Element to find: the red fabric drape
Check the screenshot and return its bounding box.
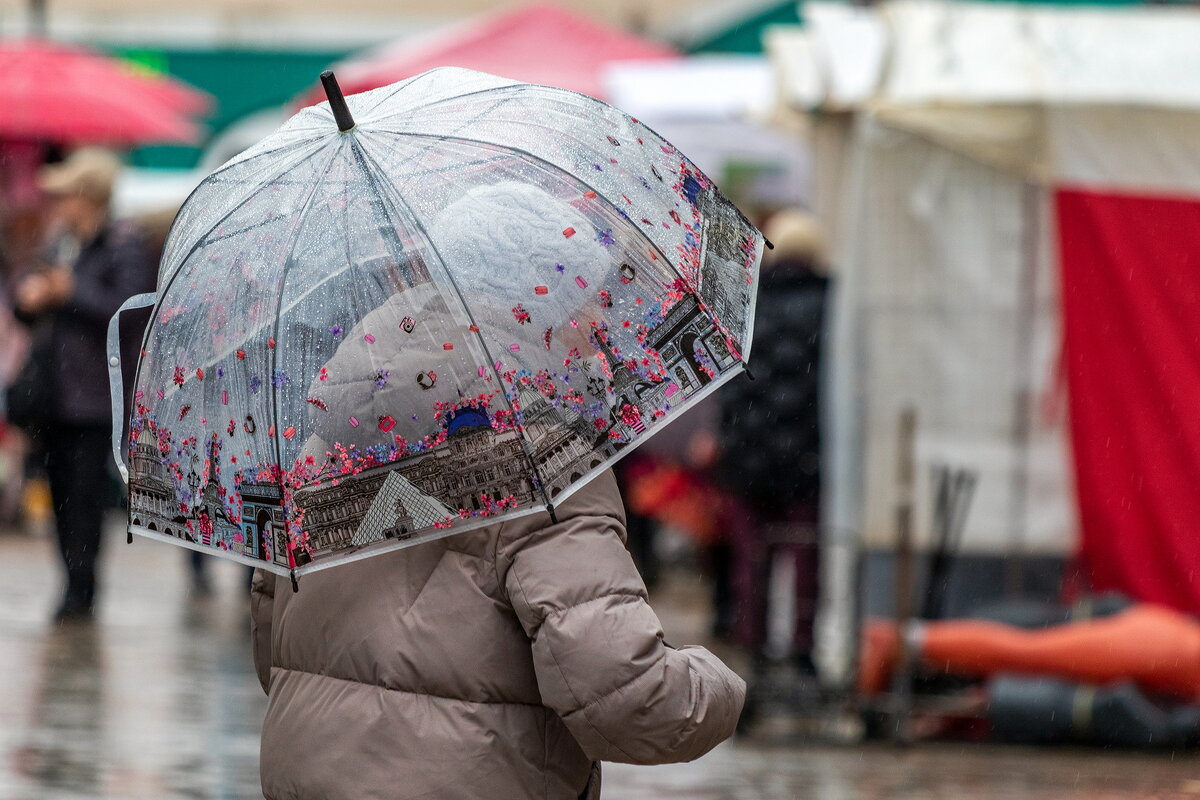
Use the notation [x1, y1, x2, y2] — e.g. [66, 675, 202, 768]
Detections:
[1057, 188, 1200, 614]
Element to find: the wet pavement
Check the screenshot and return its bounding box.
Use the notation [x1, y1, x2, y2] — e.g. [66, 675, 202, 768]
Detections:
[2, 515, 1199, 799]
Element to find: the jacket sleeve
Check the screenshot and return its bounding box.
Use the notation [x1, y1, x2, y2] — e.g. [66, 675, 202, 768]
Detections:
[250, 567, 276, 695]
[496, 472, 746, 764]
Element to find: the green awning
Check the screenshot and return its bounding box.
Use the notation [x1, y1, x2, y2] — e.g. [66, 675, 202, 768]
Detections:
[112, 47, 351, 169]
[687, 1, 802, 54]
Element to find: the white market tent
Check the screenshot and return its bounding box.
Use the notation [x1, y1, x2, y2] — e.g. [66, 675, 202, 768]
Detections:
[768, 0, 1200, 685]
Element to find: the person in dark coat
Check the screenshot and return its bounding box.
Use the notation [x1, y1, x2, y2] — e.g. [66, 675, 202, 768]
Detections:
[714, 208, 830, 660]
[14, 148, 155, 621]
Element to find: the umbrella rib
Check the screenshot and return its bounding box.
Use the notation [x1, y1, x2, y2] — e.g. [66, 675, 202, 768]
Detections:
[352, 140, 560, 517]
[370, 79, 762, 270]
[350, 70, 444, 119]
[205, 133, 329, 181]
[370, 127, 692, 291]
[132, 141, 332, 417]
[143, 178, 409, 405]
[372, 126, 752, 357]
[358, 78, 527, 122]
[156, 138, 331, 296]
[265, 142, 348, 505]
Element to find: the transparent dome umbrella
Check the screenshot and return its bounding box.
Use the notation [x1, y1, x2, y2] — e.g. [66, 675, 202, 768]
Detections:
[108, 68, 765, 583]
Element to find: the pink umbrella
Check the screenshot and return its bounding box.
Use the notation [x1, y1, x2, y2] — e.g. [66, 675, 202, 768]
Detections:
[297, 2, 677, 106]
[0, 38, 206, 144]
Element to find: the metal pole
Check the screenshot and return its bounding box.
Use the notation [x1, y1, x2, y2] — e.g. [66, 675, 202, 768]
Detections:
[1006, 182, 1042, 599]
[890, 406, 918, 745]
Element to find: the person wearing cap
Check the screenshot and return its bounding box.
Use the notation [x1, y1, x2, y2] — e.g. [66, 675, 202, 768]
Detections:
[14, 147, 155, 622]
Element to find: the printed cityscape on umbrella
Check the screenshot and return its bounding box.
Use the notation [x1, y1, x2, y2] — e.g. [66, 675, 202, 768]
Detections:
[123, 68, 762, 576]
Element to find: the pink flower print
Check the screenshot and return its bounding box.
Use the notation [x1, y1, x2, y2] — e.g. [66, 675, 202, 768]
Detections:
[512, 304, 531, 325]
[619, 403, 642, 428]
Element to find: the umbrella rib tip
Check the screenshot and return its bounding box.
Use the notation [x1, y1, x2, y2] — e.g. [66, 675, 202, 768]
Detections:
[320, 70, 356, 133]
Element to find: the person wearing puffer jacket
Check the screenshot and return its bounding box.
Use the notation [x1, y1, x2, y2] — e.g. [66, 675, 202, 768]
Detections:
[250, 180, 746, 799]
[251, 470, 745, 799]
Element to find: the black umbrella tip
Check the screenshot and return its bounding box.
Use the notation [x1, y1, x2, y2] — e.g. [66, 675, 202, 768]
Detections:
[320, 70, 356, 133]
[764, 236, 775, 251]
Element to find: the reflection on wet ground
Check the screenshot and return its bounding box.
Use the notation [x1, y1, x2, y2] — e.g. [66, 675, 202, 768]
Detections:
[1, 517, 263, 800]
[2, 517, 1198, 799]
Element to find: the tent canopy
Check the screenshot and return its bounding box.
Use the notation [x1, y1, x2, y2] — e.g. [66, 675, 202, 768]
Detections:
[298, 3, 677, 105]
[772, 1, 1200, 188]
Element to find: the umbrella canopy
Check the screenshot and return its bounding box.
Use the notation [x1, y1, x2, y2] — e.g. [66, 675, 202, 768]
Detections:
[119, 68, 763, 578]
[298, 3, 677, 106]
[0, 38, 206, 144]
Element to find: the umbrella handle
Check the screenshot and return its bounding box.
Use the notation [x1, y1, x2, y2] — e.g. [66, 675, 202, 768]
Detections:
[107, 292, 157, 485]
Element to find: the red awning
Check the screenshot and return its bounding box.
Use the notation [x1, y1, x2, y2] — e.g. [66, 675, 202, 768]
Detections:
[299, 2, 677, 106]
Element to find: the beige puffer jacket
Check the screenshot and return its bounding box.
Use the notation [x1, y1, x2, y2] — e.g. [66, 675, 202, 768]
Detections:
[251, 470, 745, 800]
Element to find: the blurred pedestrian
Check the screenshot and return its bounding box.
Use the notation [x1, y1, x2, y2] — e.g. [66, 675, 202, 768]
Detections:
[12, 148, 155, 621]
[714, 208, 830, 663]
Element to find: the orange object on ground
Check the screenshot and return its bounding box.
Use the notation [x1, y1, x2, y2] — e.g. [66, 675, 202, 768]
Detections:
[859, 604, 1200, 700]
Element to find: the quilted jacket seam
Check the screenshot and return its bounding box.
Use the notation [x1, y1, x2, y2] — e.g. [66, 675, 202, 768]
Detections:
[528, 591, 645, 637]
[569, 651, 662, 716]
[271, 665, 543, 708]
